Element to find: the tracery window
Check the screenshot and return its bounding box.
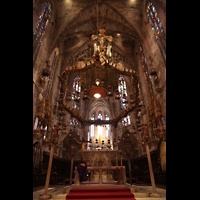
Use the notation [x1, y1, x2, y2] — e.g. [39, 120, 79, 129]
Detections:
[97, 125, 103, 139]
[97, 113, 103, 120]
[70, 76, 81, 126]
[33, 117, 39, 130]
[118, 75, 130, 126]
[146, 2, 164, 39]
[72, 76, 81, 109]
[69, 116, 78, 127]
[90, 117, 94, 137]
[118, 75, 128, 109]
[33, 2, 51, 66]
[121, 114, 131, 126]
[106, 117, 110, 138]
[146, 1, 166, 65]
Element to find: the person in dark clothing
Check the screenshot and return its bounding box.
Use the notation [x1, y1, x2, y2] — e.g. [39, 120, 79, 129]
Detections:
[77, 161, 87, 182]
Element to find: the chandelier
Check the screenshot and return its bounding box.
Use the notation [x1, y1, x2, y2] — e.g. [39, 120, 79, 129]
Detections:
[87, 79, 107, 99]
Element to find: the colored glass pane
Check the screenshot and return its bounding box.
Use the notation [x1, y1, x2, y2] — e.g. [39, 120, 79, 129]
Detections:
[146, 1, 164, 38]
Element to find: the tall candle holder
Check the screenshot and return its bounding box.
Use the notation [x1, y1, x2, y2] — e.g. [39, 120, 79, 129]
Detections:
[140, 124, 161, 197]
[39, 124, 62, 199]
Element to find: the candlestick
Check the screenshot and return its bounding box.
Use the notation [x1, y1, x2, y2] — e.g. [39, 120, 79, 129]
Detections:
[121, 155, 122, 166]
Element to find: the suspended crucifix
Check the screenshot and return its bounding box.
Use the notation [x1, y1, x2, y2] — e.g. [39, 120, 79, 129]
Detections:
[91, 0, 113, 60]
[91, 29, 113, 58]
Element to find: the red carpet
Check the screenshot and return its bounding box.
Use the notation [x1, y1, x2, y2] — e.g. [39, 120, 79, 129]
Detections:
[66, 187, 136, 200]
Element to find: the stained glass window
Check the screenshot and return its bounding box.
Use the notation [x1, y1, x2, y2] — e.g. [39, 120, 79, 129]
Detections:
[147, 2, 164, 38]
[70, 76, 81, 126]
[33, 3, 51, 66]
[121, 114, 130, 126]
[69, 115, 78, 126]
[90, 117, 94, 137]
[106, 117, 110, 138]
[118, 75, 130, 126]
[33, 117, 39, 130]
[71, 76, 81, 109]
[97, 113, 103, 120]
[146, 1, 166, 65]
[118, 75, 128, 109]
[97, 125, 102, 139]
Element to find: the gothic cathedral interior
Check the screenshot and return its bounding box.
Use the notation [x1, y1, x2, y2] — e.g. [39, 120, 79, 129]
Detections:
[33, 0, 166, 194]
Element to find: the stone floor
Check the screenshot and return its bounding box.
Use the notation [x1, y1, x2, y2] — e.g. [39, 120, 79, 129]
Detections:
[133, 185, 166, 200]
[33, 184, 166, 200]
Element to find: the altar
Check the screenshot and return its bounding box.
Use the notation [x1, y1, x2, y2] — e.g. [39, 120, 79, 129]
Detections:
[73, 150, 126, 185]
[74, 166, 126, 186]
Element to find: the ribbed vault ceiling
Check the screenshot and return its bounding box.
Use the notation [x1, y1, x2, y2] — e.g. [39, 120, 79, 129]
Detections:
[48, 0, 148, 72]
